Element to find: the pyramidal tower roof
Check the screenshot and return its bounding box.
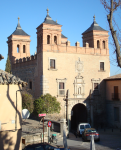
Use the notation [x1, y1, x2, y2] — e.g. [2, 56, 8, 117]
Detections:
[11, 17, 29, 36]
[43, 8, 60, 25]
[82, 15, 107, 34]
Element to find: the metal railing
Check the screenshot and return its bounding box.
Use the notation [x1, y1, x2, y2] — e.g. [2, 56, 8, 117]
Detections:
[59, 90, 65, 95]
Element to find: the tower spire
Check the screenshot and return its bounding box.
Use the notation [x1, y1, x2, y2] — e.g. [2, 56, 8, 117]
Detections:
[46, 8, 49, 15]
[93, 15, 96, 21]
[16, 16, 21, 29]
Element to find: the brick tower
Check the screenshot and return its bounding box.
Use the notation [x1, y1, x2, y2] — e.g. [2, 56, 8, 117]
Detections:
[7, 17, 31, 69]
[82, 15, 109, 50]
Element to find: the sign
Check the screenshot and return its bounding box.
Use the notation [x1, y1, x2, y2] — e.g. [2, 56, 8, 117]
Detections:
[48, 121, 52, 127]
[38, 113, 46, 117]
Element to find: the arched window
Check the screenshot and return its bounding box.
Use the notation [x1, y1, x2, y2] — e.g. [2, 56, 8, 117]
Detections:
[102, 41, 105, 49]
[54, 36, 57, 44]
[78, 87, 81, 94]
[47, 35, 50, 44]
[17, 45, 19, 53]
[97, 40, 100, 48]
[23, 45, 25, 53]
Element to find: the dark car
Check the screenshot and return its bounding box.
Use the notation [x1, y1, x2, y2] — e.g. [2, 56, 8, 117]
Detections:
[82, 128, 100, 142]
[24, 142, 70, 150]
[24, 142, 58, 150]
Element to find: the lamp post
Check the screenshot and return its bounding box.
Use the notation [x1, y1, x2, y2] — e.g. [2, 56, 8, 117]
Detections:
[89, 90, 93, 127]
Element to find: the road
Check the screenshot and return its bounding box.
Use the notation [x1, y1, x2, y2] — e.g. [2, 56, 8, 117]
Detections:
[56, 129, 121, 150]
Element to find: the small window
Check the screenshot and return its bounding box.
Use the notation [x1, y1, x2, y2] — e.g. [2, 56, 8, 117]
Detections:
[50, 59, 55, 69]
[100, 62, 104, 71]
[29, 81, 32, 89]
[97, 40, 100, 48]
[54, 36, 57, 44]
[23, 45, 25, 53]
[102, 41, 105, 49]
[114, 107, 119, 121]
[17, 45, 19, 53]
[47, 35, 50, 44]
[59, 82, 65, 95]
[94, 83, 98, 90]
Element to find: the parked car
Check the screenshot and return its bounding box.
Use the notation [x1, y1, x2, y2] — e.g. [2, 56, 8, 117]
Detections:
[82, 128, 100, 142]
[77, 123, 91, 136]
[24, 142, 70, 150]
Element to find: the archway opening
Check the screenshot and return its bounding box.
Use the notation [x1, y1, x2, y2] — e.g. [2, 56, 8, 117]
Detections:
[71, 103, 87, 130]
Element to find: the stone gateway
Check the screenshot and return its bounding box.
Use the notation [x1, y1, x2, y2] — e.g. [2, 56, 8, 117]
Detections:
[7, 9, 110, 128]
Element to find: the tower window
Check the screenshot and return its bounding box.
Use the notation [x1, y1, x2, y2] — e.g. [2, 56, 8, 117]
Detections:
[97, 40, 100, 48]
[17, 45, 19, 53]
[54, 36, 57, 44]
[100, 62, 104, 71]
[50, 59, 55, 69]
[23, 45, 25, 53]
[47, 35, 50, 44]
[102, 41, 105, 49]
[29, 81, 32, 89]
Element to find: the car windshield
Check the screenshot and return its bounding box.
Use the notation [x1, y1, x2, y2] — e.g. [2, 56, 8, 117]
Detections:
[87, 129, 96, 133]
[80, 125, 84, 129]
[85, 124, 90, 128]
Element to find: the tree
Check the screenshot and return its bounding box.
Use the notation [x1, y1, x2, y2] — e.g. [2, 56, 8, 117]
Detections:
[34, 93, 61, 114]
[100, 0, 121, 67]
[5, 55, 11, 73]
[22, 91, 34, 113]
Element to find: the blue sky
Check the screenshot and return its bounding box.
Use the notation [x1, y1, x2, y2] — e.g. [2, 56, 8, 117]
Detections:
[0, 0, 121, 76]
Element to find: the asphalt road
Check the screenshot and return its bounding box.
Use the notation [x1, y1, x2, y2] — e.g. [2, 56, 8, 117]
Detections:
[56, 129, 121, 150]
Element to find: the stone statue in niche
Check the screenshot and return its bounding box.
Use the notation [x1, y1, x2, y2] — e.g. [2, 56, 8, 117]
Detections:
[75, 57, 83, 75]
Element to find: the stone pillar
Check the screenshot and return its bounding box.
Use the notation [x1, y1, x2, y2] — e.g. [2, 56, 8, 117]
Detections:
[86, 42, 89, 48]
[75, 41, 80, 47]
[90, 99, 93, 127]
[100, 39, 102, 49]
[66, 41, 70, 46]
[60, 119, 67, 136]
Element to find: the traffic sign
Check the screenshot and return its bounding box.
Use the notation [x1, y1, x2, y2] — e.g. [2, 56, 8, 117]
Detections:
[38, 113, 46, 117]
[48, 121, 52, 127]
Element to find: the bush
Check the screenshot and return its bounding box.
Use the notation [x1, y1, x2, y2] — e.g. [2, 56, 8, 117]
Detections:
[34, 93, 61, 115]
[22, 91, 34, 113]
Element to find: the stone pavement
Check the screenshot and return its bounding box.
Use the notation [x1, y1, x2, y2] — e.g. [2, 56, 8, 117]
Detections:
[22, 119, 121, 150]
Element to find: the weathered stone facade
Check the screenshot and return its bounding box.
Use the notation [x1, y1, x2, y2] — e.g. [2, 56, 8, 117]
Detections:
[7, 10, 110, 128]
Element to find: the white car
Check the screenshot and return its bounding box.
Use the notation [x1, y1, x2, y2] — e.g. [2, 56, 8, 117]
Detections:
[77, 123, 91, 136]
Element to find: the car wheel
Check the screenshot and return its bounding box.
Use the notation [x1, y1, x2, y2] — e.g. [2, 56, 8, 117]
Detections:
[83, 137, 86, 142]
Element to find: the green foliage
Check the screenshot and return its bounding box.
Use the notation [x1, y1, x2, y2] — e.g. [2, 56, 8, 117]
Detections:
[22, 91, 34, 113]
[34, 93, 61, 114]
[5, 55, 11, 73]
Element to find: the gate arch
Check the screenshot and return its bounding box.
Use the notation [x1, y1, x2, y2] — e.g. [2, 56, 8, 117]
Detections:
[71, 103, 87, 130]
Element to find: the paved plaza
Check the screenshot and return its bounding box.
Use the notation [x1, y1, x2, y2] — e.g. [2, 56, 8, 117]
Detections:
[22, 119, 121, 150]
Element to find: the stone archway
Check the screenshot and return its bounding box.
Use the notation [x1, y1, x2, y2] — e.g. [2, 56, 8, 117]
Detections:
[71, 103, 87, 130]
